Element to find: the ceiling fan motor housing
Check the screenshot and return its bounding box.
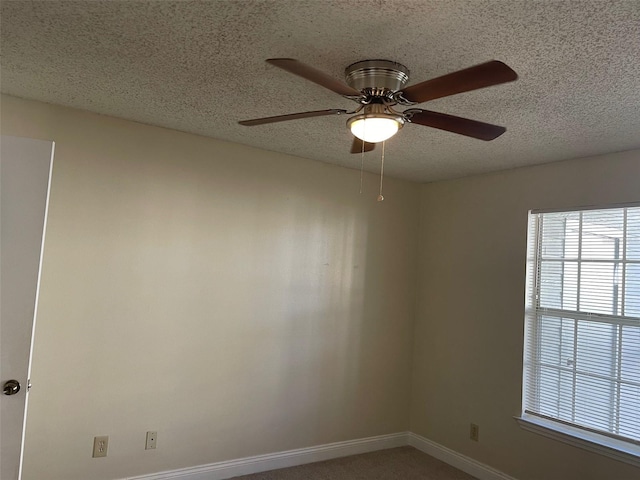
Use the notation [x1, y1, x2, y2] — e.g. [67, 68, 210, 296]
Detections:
[345, 60, 410, 96]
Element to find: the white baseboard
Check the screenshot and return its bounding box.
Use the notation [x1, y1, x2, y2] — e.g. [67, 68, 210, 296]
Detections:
[407, 432, 517, 480]
[126, 431, 516, 480]
[125, 432, 408, 480]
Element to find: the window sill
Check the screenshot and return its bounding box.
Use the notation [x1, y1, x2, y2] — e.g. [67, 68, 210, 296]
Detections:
[514, 414, 640, 468]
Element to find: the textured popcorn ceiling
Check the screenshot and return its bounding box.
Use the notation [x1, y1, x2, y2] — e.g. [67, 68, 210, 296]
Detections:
[1, 0, 639, 183]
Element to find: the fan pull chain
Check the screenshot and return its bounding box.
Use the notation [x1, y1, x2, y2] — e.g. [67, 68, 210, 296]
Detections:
[359, 136, 365, 194]
[377, 141, 385, 202]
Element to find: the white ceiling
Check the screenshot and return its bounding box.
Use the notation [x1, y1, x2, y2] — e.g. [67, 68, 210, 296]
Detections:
[2, 0, 639, 183]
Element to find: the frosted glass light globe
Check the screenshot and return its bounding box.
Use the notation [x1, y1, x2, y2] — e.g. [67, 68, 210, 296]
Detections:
[348, 115, 402, 143]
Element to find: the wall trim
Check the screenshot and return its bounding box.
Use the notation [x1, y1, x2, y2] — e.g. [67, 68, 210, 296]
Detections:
[407, 432, 517, 480]
[124, 432, 408, 480]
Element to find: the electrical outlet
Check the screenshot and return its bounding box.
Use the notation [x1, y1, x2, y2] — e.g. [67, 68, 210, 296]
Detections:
[145, 431, 157, 450]
[93, 436, 109, 457]
[470, 423, 479, 442]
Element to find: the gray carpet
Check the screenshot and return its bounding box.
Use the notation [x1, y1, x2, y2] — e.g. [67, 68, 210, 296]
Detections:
[231, 446, 477, 479]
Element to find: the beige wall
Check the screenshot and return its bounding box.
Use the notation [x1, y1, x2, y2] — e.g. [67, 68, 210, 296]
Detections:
[411, 149, 640, 480]
[4, 93, 639, 480]
[1, 95, 419, 480]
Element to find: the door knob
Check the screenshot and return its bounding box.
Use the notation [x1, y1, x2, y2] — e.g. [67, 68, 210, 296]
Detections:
[3, 379, 21, 395]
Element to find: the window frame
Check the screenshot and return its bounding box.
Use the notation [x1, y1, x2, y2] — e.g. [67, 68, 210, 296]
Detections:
[516, 202, 640, 467]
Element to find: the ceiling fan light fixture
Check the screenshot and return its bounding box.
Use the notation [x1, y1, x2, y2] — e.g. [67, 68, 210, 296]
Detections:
[347, 113, 404, 143]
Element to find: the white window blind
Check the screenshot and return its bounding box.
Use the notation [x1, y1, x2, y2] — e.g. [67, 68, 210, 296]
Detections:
[524, 205, 640, 447]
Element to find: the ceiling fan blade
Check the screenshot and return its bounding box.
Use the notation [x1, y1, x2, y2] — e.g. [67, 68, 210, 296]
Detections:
[239, 109, 348, 126]
[400, 61, 517, 104]
[267, 58, 361, 97]
[350, 137, 376, 154]
[407, 109, 506, 140]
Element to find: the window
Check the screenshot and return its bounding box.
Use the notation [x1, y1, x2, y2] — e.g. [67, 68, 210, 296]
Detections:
[520, 204, 640, 464]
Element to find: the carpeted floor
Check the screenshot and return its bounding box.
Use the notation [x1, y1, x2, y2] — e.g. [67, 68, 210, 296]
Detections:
[231, 446, 477, 479]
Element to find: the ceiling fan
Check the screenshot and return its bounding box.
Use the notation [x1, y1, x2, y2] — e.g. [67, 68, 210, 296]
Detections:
[239, 58, 518, 153]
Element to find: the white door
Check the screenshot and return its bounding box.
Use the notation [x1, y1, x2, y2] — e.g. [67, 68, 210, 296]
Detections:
[1, 136, 54, 480]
